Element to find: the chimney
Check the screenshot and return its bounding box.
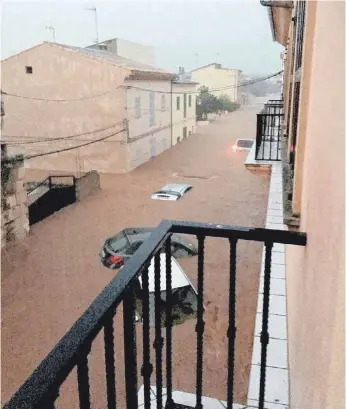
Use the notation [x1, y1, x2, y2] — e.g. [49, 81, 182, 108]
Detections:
[178, 66, 185, 75]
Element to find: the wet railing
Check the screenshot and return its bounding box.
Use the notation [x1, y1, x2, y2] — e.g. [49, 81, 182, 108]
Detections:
[4, 220, 306, 409]
[255, 100, 284, 161]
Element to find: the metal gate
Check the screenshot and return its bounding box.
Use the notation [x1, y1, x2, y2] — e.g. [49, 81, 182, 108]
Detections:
[28, 176, 76, 226]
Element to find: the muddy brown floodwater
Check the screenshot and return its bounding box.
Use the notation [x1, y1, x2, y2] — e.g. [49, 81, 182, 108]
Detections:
[1, 104, 270, 407]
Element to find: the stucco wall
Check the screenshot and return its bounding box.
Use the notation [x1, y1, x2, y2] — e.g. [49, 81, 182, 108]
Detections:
[2, 42, 129, 173]
[286, 2, 345, 408]
[171, 83, 197, 145]
[191, 64, 240, 102]
[124, 79, 172, 170]
[125, 128, 171, 171]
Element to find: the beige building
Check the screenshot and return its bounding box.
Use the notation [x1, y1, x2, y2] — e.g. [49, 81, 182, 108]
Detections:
[1, 42, 175, 174]
[86, 37, 155, 66]
[171, 69, 197, 146]
[263, 1, 345, 408]
[190, 63, 241, 102]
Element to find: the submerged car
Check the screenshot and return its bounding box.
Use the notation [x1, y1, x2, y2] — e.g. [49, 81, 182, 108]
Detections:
[137, 253, 198, 327]
[151, 183, 192, 201]
[100, 227, 197, 269]
[232, 138, 254, 151]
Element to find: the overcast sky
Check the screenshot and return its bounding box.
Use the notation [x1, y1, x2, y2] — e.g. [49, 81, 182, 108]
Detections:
[1, 0, 283, 75]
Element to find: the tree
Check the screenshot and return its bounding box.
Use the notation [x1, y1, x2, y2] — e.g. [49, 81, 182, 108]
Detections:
[217, 94, 241, 112]
[196, 86, 222, 120]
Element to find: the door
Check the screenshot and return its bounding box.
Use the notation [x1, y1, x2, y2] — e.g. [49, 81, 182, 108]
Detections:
[150, 138, 156, 158]
[183, 126, 187, 139]
[183, 93, 187, 118]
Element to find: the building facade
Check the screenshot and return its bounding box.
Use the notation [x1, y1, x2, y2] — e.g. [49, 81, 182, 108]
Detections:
[263, 1, 345, 408]
[190, 63, 241, 103]
[1, 42, 174, 174]
[171, 69, 197, 146]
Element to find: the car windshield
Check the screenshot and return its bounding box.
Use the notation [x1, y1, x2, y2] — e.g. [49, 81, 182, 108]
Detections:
[237, 139, 254, 148]
[154, 190, 181, 197]
[107, 232, 129, 253]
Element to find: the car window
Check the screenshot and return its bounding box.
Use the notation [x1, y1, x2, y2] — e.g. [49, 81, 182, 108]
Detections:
[107, 232, 129, 253]
[127, 241, 143, 255]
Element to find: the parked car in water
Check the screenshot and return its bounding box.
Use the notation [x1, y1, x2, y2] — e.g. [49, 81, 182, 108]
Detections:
[151, 183, 192, 201]
[137, 253, 198, 327]
[100, 227, 197, 269]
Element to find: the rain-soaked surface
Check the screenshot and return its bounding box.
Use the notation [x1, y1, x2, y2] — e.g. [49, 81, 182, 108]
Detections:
[2, 104, 270, 406]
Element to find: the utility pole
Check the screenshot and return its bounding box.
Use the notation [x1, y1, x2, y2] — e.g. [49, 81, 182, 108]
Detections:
[86, 6, 99, 44]
[46, 25, 56, 42]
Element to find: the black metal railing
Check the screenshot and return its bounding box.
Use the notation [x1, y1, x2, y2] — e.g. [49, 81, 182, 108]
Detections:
[255, 100, 284, 161]
[4, 220, 306, 409]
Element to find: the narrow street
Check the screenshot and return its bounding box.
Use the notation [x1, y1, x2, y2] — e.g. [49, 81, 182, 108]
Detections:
[2, 103, 270, 406]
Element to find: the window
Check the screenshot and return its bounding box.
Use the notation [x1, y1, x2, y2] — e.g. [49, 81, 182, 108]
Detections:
[176, 96, 180, 110]
[135, 97, 141, 118]
[25, 66, 33, 74]
[161, 94, 166, 111]
[149, 92, 155, 126]
[188, 94, 192, 107]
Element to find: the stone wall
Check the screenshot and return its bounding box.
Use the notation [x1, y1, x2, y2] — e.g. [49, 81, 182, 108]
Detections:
[1, 151, 29, 247]
[75, 170, 100, 202]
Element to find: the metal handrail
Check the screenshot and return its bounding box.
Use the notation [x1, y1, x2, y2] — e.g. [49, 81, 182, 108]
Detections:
[4, 220, 306, 409]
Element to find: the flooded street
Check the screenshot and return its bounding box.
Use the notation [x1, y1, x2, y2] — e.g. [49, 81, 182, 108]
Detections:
[2, 104, 270, 406]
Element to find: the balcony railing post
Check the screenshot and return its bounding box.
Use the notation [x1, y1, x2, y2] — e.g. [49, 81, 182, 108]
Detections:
[165, 236, 174, 408]
[258, 241, 273, 409]
[141, 264, 153, 409]
[154, 252, 164, 409]
[76, 341, 92, 409]
[226, 238, 238, 409]
[123, 287, 138, 409]
[104, 313, 117, 409]
[195, 235, 206, 409]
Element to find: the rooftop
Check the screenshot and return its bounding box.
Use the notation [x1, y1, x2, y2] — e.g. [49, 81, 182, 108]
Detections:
[48, 42, 171, 75]
[191, 63, 242, 73]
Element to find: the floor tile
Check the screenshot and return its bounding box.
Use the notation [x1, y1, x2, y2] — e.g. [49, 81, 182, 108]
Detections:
[172, 391, 225, 409]
[252, 336, 288, 369]
[248, 365, 289, 405]
[266, 216, 283, 224]
[257, 293, 287, 316]
[259, 277, 286, 296]
[262, 263, 285, 279]
[138, 385, 159, 406]
[268, 203, 283, 211]
[266, 223, 285, 231]
[272, 243, 285, 253]
[255, 313, 287, 340]
[150, 386, 167, 397]
[266, 208, 283, 217]
[247, 399, 288, 408]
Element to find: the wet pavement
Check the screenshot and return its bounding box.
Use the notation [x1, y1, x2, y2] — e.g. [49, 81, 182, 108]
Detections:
[1, 104, 270, 406]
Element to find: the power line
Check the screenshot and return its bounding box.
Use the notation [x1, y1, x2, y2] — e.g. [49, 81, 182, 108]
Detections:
[3, 128, 126, 162]
[1, 87, 120, 102]
[1, 71, 282, 102]
[1, 121, 125, 144]
[126, 71, 283, 95]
